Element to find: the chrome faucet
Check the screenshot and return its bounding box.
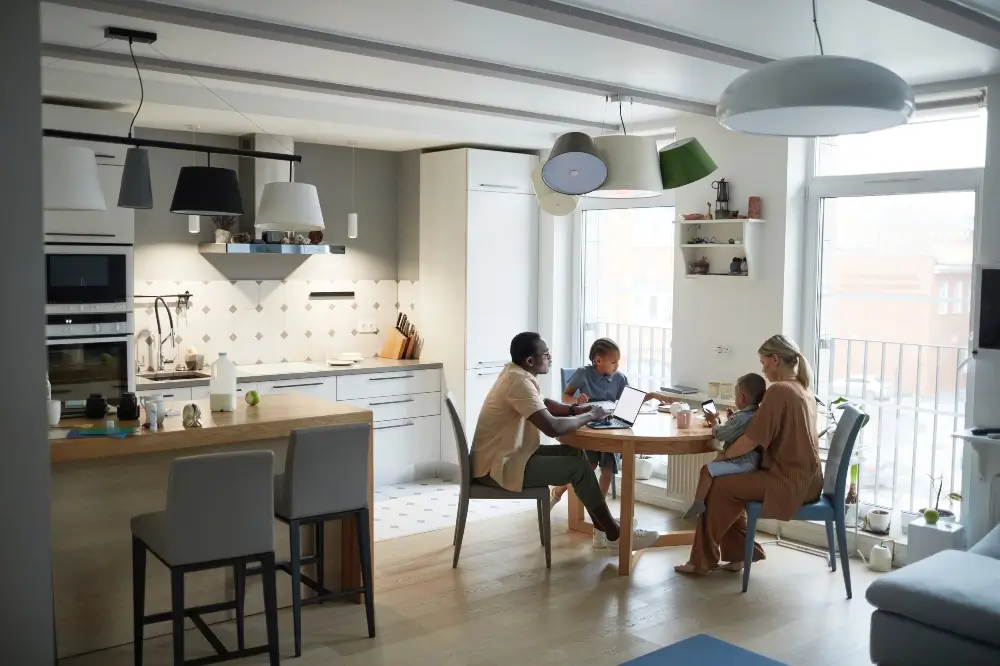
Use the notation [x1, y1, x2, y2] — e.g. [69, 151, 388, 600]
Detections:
[153, 297, 176, 372]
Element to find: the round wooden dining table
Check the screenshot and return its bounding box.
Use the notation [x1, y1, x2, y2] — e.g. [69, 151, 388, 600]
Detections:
[558, 409, 716, 575]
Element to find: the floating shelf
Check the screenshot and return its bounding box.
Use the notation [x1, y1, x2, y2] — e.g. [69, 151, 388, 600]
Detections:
[684, 272, 749, 279]
[677, 217, 763, 281]
[680, 243, 746, 248]
[198, 243, 346, 255]
[677, 218, 765, 224]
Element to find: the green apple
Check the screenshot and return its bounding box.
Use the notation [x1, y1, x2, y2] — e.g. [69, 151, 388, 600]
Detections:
[923, 508, 939, 524]
[245, 390, 260, 406]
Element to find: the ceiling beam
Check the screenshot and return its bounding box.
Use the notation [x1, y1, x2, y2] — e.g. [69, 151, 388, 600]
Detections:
[42, 43, 618, 131]
[44, 0, 715, 116]
[452, 0, 771, 69]
[868, 0, 1000, 49]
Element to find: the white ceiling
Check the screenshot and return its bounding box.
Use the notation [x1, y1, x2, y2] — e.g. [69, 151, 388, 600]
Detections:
[39, 0, 1000, 151]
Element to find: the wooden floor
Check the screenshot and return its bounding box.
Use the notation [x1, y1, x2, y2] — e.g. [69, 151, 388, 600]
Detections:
[61, 502, 879, 665]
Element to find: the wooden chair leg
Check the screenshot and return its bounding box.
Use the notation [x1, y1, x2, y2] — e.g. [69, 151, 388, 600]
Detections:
[289, 519, 303, 657]
[357, 508, 376, 638]
[260, 553, 280, 666]
[825, 520, 837, 571]
[233, 562, 246, 650]
[170, 568, 185, 666]
[452, 494, 469, 568]
[131, 538, 146, 666]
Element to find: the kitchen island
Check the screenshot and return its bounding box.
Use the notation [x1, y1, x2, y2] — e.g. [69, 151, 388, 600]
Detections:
[50, 394, 373, 658]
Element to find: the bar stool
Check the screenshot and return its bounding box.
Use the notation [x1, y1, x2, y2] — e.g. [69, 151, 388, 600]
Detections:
[131, 451, 280, 666]
[244, 423, 374, 657]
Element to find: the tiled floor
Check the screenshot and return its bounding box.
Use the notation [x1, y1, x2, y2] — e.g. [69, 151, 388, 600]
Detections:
[373, 479, 536, 542]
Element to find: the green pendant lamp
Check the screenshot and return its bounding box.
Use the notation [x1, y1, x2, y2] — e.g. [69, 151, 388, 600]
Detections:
[658, 138, 717, 190]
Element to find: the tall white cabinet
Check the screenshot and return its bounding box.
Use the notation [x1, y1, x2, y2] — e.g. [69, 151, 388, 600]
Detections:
[418, 148, 539, 477]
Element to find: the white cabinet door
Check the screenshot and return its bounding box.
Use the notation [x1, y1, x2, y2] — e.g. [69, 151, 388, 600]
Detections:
[466, 150, 535, 194]
[465, 191, 538, 368]
[372, 415, 442, 487]
[43, 165, 135, 244]
[463, 367, 504, 444]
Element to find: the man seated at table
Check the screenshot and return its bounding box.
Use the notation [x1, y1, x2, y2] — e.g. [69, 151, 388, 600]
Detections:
[470, 331, 660, 552]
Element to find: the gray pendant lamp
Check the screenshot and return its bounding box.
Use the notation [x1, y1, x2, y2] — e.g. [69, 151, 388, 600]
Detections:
[117, 37, 154, 209]
[658, 138, 717, 190]
[541, 132, 607, 195]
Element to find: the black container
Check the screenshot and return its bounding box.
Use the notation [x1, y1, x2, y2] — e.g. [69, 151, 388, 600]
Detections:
[117, 392, 140, 421]
[85, 393, 109, 419]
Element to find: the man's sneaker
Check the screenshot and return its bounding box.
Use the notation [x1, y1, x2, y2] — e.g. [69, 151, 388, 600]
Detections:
[593, 530, 608, 548]
[608, 526, 660, 553]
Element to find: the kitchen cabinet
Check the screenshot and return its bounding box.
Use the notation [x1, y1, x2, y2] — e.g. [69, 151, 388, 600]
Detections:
[372, 415, 442, 487]
[190, 385, 211, 400]
[43, 164, 135, 244]
[136, 387, 192, 402]
[419, 149, 538, 478]
[256, 377, 336, 401]
[336, 368, 439, 401]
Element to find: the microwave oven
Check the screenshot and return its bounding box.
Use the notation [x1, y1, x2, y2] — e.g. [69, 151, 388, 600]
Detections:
[44, 244, 132, 315]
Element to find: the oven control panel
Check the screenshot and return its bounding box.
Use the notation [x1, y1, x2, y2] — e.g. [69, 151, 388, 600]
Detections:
[45, 312, 133, 338]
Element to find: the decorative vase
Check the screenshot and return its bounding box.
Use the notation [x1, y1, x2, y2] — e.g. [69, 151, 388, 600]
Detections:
[740, 258, 748, 274]
[634, 457, 654, 480]
[214, 228, 231, 244]
[865, 508, 891, 534]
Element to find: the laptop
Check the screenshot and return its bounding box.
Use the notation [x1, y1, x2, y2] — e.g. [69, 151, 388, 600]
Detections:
[587, 385, 646, 429]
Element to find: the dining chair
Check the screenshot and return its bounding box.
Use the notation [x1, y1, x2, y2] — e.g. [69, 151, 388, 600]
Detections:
[741, 403, 868, 599]
[560, 367, 617, 500]
[445, 391, 552, 568]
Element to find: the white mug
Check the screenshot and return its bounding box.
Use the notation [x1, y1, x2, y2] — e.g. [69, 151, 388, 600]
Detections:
[669, 402, 686, 416]
[47, 400, 61, 426]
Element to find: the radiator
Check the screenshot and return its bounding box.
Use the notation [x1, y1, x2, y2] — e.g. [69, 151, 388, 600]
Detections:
[664, 452, 717, 504]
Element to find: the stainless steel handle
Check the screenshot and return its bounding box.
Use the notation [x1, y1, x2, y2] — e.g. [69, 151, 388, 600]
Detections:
[162, 394, 176, 398]
[478, 370, 503, 376]
[368, 374, 413, 381]
[477, 360, 508, 365]
[369, 397, 414, 406]
[45, 232, 116, 238]
[271, 382, 323, 389]
[479, 183, 518, 189]
[374, 421, 415, 430]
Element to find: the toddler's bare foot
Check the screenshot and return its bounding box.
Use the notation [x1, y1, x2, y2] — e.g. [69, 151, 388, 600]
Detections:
[682, 500, 706, 521]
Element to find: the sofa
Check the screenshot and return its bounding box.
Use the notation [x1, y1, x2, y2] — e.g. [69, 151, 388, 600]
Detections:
[866, 523, 1000, 665]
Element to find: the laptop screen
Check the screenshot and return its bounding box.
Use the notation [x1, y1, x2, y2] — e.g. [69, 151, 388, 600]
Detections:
[613, 385, 646, 424]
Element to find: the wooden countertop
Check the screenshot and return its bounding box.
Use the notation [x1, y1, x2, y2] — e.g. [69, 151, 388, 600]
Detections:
[50, 394, 373, 463]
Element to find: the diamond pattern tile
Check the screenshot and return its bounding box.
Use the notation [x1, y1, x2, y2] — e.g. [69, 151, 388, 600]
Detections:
[202, 334, 211, 343]
[305, 330, 312, 339]
[351, 328, 358, 336]
[280, 331, 288, 339]
[351, 302, 358, 310]
[229, 305, 237, 314]
[229, 333, 237, 342]
[202, 305, 211, 315]
[255, 332, 263, 341]
[281, 304, 288, 312]
[328, 304, 335, 310]
[373, 302, 380, 310]
[394, 302, 400, 309]
[255, 304, 263, 313]
[328, 329, 335, 337]
[305, 303, 312, 312]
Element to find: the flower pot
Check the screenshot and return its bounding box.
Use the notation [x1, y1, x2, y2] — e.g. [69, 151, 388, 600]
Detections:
[214, 229, 231, 244]
[634, 458, 653, 480]
[845, 503, 858, 526]
[865, 508, 891, 534]
[919, 508, 955, 523]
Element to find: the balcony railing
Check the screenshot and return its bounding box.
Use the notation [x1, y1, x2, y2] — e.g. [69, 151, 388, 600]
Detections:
[583, 321, 672, 392]
[817, 337, 967, 515]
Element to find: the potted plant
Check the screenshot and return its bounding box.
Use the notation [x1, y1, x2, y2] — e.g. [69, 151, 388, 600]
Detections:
[845, 461, 860, 525]
[920, 475, 962, 524]
[864, 508, 891, 534]
[634, 455, 654, 481]
[211, 215, 237, 243]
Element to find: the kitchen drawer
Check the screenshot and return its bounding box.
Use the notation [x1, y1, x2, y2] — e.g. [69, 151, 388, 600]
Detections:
[373, 415, 441, 488]
[466, 149, 535, 194]
[256, 377, 336, 401]
[190, 385, 211, 400]
[337, 369, 439, 401]
[346, 391, 440, 423]
[136, 387, 191, 401]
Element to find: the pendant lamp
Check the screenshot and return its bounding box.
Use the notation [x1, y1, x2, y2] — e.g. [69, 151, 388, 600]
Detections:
[43, 143, 107, 211]
[348, 142, 358, 239]
[658, 138, 717, 190]
[541, 132, 607, 195]
[717, 55, 914, 137]
[586, 135, 662, 199]
[188, 215, 200, 234]
[531, 166, 579, 216]
[118, 147, 153, 209]
[257, 181, 324, 231]
[170, 154, 244, 216]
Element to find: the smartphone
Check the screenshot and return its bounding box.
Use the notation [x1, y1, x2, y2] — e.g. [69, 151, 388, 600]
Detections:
[701, 399, 717, 415]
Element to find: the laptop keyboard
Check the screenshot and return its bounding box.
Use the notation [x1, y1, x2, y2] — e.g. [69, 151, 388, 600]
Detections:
[595, 416, 629, 427]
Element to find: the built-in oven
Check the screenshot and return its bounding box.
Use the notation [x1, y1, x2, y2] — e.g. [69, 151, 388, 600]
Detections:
[45, 244, 132, 314]
[46, 311, 134, 414]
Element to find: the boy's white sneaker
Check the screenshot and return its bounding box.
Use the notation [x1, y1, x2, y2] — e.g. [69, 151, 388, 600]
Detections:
[608, 525, 660, 553]
[596, 518, 639, 550]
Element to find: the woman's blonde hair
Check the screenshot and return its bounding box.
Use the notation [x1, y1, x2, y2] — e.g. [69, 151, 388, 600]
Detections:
[758, 334, 813, 390]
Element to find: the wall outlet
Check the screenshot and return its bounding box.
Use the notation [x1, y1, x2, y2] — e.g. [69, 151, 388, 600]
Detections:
[715, 346, 731, 355]
[358, 322, 378, 334]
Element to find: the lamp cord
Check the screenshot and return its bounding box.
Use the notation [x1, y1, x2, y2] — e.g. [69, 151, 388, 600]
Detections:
[812, 0, 825, 56]
[351, 144, 356, 208]
[618, 101, 627, 135]
[127, 38, 144, 140]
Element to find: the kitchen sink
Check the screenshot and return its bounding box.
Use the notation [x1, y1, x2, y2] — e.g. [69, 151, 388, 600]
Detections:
[139, 371, 211, 381]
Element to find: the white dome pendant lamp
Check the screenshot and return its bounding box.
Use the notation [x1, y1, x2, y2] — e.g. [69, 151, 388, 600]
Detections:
[717, 0, 913, 137]
[43, 142, 107, 211]
[586, 96, 663, 199]
[531, 165, 579, 216]
[348, 142, 358, 239]
[257, 161, 325, 232]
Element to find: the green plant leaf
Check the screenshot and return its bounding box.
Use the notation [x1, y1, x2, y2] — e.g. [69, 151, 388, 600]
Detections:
[831, 397, 849, 405]
[947, 492, 963, 502]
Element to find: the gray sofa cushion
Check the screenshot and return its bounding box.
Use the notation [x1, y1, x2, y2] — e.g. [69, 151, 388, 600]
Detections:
[970, 524, 1000, 559]
[866, 550, 1000, 649]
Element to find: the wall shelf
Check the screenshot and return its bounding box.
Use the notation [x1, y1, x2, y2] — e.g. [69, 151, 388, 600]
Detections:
[198, 243, 346, 255]
[680, 243, 745, 248]
[684, 273, 749, 280]
[677, 218, 763, 280]
[677, 218, 765, 225]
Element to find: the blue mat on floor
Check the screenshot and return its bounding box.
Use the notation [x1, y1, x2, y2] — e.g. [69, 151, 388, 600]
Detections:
[622, 634, 785, 665]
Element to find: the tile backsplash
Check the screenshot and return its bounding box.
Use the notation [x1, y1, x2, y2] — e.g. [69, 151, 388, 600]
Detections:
[134, 280, 419, 369]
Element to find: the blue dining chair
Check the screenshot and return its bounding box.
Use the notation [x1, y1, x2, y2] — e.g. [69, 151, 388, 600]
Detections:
[741, 403, 868, 599]
[560, 367, 618, 500]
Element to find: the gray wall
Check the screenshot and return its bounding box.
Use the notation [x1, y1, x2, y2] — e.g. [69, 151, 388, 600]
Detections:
[134, 130, 401, 282]
[2, 1, 55, 662]
[396, 150, 420, 281]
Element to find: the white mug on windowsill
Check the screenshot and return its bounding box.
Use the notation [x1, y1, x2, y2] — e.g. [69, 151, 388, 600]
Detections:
[47, 400, 61, 427]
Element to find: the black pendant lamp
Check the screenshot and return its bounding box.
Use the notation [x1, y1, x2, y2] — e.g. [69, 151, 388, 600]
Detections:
[541, 131, 607, 195]
[170, 154, 244, 216]
[118, 147, 153, 209]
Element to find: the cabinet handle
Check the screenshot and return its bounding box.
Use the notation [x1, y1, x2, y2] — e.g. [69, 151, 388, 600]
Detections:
[368, 374, 413, 381]
[369, 397, 414, 406]
[374, 421, 415, 430]
[271, 382, 323, 389]
[51, 389, 71, 395]
[479, 183, 518, 189]
[478, 370, 503, 376]
[162, 394, 175, 398]
[477, 360, 508, 365]
[45, 232, 116, 238]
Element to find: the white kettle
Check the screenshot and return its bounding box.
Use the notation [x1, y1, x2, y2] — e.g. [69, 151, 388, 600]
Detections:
[862, 540, 894, 572]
